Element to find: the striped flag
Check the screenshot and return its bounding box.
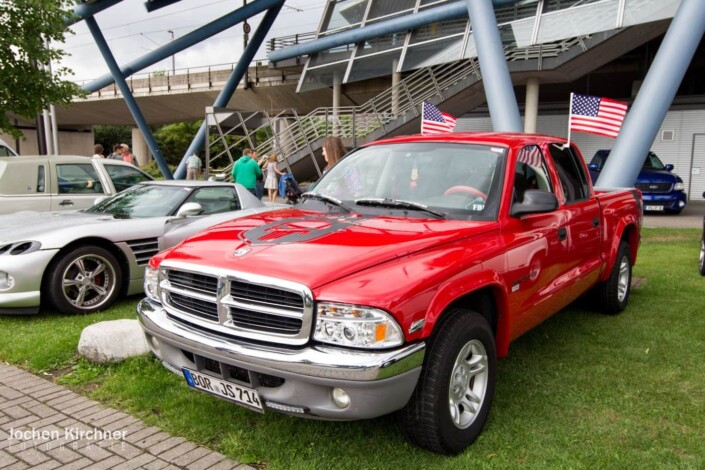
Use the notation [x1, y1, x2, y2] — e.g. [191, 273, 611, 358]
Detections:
[517, 145, 543, 168]
[421, 102, 457, 135]
[569, 93, 628, 138]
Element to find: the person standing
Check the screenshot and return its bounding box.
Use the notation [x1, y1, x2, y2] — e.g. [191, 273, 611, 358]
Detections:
[231, 148, 262, 196]
[186, 153, 202, 180]
[321, 136, 347, 174]
[92, 144, 105, 158]
[254, 150, 265, 200]
[120, 144, 138, 166]
[108, 144, 122, 160]
[264, 154, 286, 202]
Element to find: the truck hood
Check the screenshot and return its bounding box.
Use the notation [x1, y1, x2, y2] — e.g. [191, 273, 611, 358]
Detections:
[636, 169, 680, 183]
[162, 208, 496, 289]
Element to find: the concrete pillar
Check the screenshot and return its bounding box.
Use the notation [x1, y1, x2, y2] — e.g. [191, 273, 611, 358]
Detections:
[524, 77, 539, 133]
[131, 128, 150, 167]
[392, 58, 401, 116]
[332, 72, 342, 135]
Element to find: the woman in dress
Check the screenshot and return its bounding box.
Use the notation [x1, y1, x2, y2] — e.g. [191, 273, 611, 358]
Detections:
[265, 154, 285, 202]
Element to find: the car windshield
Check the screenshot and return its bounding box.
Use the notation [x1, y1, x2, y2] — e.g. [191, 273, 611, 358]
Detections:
[85, 184, 192, 218]
[306, 142, 506, 221]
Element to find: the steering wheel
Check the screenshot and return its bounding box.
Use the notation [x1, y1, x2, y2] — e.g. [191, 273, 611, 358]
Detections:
[444, 185, 487, 200]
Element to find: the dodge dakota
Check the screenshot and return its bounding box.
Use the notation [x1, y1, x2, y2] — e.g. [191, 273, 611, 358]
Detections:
[138, 132, 642, 454]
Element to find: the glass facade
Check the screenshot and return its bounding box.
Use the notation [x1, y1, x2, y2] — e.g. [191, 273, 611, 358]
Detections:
[298, 0, 682, 92]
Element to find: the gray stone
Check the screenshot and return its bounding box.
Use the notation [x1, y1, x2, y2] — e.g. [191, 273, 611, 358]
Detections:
[77, 320, 149, 364]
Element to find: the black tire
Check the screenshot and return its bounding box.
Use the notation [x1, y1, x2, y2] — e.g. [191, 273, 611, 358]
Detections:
[699, 234, 705, 276]
[595, 241, 632, 315]
[402, 309, 497, 455]
[46, 245, 122, 314]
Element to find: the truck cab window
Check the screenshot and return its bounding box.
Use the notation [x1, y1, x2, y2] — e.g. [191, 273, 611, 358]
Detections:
[514, 145, 553, 203]
[548, 144, 590, 203]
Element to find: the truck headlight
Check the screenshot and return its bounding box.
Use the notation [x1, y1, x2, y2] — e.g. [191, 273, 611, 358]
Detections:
[144, 266, 160, 302]
[314, 302, 404, 349]
[674, 182, 684, 191]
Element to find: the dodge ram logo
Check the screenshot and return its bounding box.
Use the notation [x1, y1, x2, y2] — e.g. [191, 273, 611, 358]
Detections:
[241, 215, 363, 245]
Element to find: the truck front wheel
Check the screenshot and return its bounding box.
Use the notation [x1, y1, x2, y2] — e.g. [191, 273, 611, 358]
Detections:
[402, 309, 497, 455]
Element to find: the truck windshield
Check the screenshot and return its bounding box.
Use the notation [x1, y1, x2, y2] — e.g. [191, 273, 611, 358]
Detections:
[643, 152, 666, 170]
[308, 142, 506, 221]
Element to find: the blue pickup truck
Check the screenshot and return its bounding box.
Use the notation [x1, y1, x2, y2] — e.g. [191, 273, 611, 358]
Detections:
[589, 150, 687, 214]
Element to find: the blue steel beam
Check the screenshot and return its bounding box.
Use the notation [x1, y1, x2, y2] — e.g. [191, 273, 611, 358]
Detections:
[145, 0, 182, 13]
[596, 0, 705, 189]
[85, 17, 174, 179]
[268, 0, 523, 63]
[466, 0, 522, 132]
[66, 0, 125, 26]
[174, 0, 285, 179]
[83, 0, 283, 93]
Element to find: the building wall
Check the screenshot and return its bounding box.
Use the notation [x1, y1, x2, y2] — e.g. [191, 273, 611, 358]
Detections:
[457, 109, 705, 200]
[0, 130, 94, 157]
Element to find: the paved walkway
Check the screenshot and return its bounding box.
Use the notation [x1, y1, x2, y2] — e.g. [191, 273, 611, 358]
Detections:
[642, 200, 703, 229]
[0, 364, 248, 470]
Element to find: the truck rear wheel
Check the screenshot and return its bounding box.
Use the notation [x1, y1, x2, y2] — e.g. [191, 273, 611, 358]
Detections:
[699, 235, 705, 276]
[402, 309, 496, 455]
[596, 241, 632, 315]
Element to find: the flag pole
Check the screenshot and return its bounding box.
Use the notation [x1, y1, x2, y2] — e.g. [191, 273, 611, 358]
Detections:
[566, 93, 574, 149]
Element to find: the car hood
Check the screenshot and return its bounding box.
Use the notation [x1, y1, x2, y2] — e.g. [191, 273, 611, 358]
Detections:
[0, 210, 166, 247]
[160, 208, 496, 289]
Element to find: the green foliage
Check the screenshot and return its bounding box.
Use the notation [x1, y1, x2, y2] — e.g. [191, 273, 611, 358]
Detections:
[1, 229, 704, 468]
[153, 120, 202, 166]
[0, 0, 85, 138]
[93, 125, 133, 155]
[140, 160, 176, 179]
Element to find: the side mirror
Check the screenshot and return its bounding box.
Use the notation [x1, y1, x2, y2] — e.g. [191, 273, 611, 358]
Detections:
[511, 189, 559, 217]
[176, 202, 202, 218]
[664, 164, 674, 172]
[588, 163, 599, 171]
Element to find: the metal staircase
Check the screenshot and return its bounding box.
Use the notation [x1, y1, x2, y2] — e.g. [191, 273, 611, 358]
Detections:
[205, 35, 596, 183]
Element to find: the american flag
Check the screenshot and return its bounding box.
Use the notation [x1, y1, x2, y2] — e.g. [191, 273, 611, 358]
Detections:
[569, 93, 628, 138]
[517, 145, 543, 168]
[421, 102, 457, 135]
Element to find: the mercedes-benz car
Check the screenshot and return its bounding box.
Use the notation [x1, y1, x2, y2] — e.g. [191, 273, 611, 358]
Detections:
[0, 180, 278, 315]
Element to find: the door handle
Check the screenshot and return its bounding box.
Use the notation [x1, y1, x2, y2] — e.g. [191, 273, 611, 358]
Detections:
[59, 200, 74, 206]
[558, 227, 567, 241]
[593, 217, 599, 228]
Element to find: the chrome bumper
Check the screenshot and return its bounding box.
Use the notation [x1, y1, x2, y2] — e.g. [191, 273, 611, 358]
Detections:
[137, 298, 425, 419]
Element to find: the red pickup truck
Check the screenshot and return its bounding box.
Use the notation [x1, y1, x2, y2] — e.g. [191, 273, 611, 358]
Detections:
[138, 132, 642, 454]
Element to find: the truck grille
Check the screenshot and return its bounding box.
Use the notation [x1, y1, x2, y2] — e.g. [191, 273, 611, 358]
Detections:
[159, 265, 313, 346]
[635, 182, 672, 193]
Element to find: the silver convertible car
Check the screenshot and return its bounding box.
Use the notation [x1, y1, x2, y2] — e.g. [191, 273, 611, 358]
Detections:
[0, 180, 277, 315]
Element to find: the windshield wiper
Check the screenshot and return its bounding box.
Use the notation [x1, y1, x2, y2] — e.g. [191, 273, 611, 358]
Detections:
[355, 198, 445, 219]
[301, 192, 353, 213]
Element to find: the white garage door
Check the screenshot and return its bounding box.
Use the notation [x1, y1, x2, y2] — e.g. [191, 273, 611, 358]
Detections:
[691, 134, 705, 200]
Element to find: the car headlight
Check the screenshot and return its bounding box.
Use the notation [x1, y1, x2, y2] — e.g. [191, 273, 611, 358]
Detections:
[144, 266, 160, 302]
[674, 182, 684, 191]
[314, 302, 404, 349]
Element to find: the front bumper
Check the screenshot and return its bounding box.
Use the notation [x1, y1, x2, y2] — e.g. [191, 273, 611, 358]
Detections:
[642, 192, 687, 211]
[137, 298, 425, 420]
[0, 249, 58, 313]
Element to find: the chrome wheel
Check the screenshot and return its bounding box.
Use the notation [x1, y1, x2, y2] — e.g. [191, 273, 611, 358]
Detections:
[617, 254, 631, 303]
[60, 253, 117, 310]
[699, 237, 705, 275]
[448, 339, 489, 430]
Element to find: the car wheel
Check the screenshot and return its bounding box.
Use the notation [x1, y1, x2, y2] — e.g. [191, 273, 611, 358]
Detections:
[46, 245, 122, 314]
[699, 234, 705, 276]
[402, 309, 496, 455]
[596, 241, 632, 315]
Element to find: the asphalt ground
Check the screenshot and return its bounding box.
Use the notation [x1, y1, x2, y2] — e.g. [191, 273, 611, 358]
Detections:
[642, 200, 704, 229]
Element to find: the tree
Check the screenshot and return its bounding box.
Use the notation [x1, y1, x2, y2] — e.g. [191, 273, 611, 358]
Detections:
[154, 121, 202, 166]
[0, 0, 84, 138]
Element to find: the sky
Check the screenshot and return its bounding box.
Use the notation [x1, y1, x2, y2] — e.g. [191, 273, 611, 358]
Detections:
[59, 0, 325, 84]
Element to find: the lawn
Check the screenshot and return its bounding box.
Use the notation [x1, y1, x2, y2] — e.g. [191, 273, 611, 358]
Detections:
[1, 228, 704, 469]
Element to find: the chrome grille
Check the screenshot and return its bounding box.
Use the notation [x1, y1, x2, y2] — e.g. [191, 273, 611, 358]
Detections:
[126, 238, 159, 265]
[635, 182, 672, 193]
[159, 264, 313, 346]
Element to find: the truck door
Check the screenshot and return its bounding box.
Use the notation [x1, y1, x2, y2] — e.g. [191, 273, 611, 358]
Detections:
[503, 145, 572, 339]
[50, 163, 106, 211]
[546, 142, 602, 296]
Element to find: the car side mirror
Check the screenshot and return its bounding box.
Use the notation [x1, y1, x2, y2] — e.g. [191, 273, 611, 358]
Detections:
[664, 164, 674, 172]
[588, 163, 599, 171]
[511, 189, 559, 217]
[176, 202, 202, 218]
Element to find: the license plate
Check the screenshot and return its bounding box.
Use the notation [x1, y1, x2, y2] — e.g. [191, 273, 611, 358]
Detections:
[644, 205, 664, 211]
[182, 368, 263, 412]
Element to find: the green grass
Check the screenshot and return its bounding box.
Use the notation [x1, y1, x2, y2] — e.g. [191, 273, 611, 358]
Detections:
[1, 228, 704, 468]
